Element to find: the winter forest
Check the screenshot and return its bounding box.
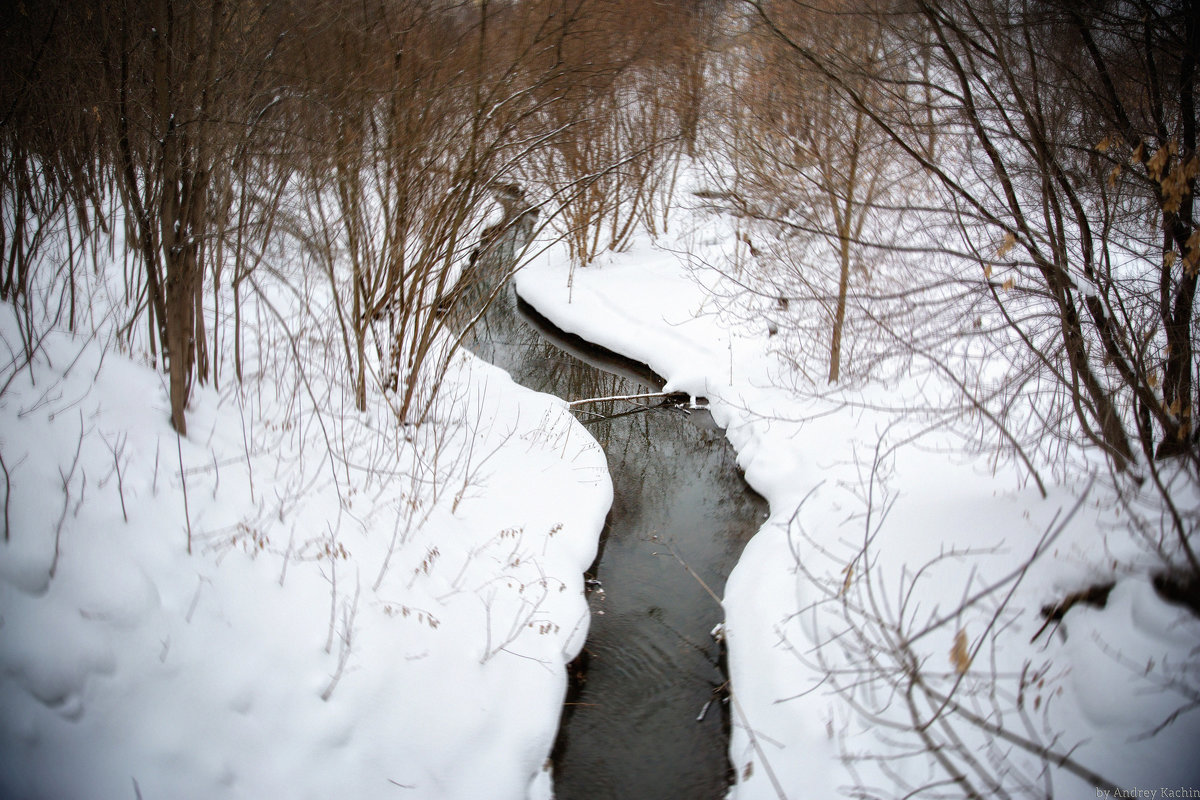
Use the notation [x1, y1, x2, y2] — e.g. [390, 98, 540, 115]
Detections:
[1, 0, 1198, 798]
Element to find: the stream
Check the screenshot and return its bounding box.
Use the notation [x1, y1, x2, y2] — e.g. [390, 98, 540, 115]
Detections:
[468, 284, 767, 799]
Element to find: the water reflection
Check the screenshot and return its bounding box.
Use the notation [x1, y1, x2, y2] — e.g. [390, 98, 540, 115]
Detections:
[469, 283, 767, 800]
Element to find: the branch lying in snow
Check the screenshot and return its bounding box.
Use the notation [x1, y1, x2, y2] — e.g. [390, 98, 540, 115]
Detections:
[0, 448, 11, 541]
[50, 411, 87, 578]
[567, 390, 692, 408]
[100, 431, 129, 523]
[321, 570, 361, 702]
[176, 431, 193, 556]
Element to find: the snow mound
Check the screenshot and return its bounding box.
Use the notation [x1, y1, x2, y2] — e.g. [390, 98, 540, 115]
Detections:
[0, 305, 611, 800]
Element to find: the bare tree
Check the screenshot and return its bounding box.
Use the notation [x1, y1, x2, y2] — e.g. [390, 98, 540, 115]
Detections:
[744, 0, 1197, 521]
[93, 0, 236, 434]
[715, 1, 908, 382]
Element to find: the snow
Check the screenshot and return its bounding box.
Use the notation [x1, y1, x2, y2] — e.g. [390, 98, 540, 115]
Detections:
[2, 163, 1197, 799]
[514, 180, 1200, 797]
[0, 289, 611, 798]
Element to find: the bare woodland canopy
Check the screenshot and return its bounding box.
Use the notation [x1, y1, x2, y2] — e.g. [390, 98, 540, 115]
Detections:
[2, 2, 1198, 795]
[1, 0, 1196, 485]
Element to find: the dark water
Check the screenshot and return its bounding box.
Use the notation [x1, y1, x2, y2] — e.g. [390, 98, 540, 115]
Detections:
[469, 286, 767, 800]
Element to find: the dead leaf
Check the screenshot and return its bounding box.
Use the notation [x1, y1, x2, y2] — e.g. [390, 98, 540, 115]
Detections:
[950, 629, 972, 675]
[997, 232, 1016, 258]
[1147, 142, 1175, 181]
[1184, 229, 1200, 275]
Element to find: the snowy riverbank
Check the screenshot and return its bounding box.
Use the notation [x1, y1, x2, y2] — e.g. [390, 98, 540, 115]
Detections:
[515, 206, 1200, 798]
[2, 203, 1197, 799]
[0, 287, 610, 798]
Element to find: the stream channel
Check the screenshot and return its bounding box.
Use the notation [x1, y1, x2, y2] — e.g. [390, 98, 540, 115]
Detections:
[468, 283, 767, 799]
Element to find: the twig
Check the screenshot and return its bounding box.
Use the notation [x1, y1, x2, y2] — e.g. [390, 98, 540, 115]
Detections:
[580, 402, 661, 427]
[72, 469, 87, 517]
[101, 431, 129, 523]
[238, 392, 255, 504]
[176, 431, 193, 555]
[325, 531, 338, 655]
[906, 478, 1094, 647]
[49, 411, 85, 578]
[152, 437, 160, 496]
[321, 570, 360, 701]
[279, 527, 295, 587]
[0, 448, 11, 540]
[185, 576, 208, 624]
[729, 690, 788, 800]
[919, 680, 1121, 793]
[665, 540, 722, 605]
[211, 450, 220, 500]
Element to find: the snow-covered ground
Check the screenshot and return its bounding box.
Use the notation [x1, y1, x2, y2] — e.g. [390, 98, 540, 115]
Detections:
[2, 170, 1198, 799]
[0, 272, 611, 797]
[516, 192, 1200, 797]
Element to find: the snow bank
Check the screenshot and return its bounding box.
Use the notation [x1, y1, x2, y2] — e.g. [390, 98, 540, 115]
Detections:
[515, 207, 1200, 797]
[0, 302, 611, 800]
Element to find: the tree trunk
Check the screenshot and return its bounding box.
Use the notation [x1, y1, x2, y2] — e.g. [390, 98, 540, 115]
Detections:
[828, 226, 852, 383]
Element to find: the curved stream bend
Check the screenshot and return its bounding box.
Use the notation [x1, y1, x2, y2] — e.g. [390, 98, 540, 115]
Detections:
[469, 284, 766, 800]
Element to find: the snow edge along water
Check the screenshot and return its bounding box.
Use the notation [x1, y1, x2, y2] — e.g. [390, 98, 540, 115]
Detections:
[0, 298, 615, 800]
[513, 233, 1200, 799]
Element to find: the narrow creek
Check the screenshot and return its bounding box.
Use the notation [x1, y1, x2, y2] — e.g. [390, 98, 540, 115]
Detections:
[468, 284, 767, 799]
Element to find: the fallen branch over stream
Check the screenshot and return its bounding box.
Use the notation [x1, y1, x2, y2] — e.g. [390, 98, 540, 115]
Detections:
[568, 390, 691, 408]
